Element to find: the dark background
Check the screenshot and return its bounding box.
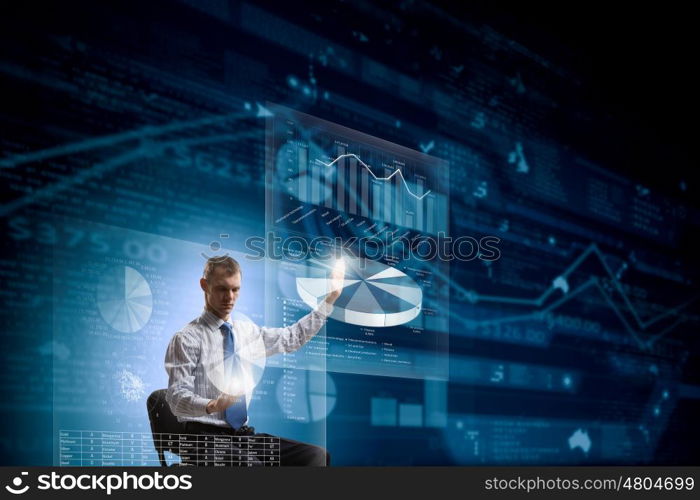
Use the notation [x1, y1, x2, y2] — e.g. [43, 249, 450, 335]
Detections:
[1, 0, 697, 465]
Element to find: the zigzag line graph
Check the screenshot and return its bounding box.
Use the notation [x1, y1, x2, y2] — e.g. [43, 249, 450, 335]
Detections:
[315, 153, 432, 200]
[439, 243, 697, 349]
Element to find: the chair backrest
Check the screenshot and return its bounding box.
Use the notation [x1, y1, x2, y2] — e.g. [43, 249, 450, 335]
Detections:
[146, 389, 188, 466]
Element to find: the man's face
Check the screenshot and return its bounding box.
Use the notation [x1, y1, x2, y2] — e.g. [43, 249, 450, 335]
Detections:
[200, 269, 241, 319]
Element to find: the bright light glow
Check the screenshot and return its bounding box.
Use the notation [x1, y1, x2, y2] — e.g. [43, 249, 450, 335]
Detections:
[328, 256, 346, 294]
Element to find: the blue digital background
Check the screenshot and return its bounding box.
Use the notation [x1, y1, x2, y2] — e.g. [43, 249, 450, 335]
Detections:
[1, 1, 698, 465]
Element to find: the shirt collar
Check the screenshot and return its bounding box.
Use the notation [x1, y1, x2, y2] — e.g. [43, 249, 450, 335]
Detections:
[200, 309, 230, 334]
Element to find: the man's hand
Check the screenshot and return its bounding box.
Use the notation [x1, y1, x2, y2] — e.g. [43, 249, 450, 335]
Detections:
[324, 257, 346, 305]
[206, 393, 240, 414]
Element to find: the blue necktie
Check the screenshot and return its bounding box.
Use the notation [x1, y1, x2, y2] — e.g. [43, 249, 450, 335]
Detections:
[221, 322, 248, 429]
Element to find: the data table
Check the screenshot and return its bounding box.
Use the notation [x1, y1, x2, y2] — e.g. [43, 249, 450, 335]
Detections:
[59, 430, 280, 466]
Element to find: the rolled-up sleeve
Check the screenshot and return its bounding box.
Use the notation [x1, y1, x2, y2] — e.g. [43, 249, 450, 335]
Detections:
[260, 301, 334, 355]
[164, 331, 210, 417]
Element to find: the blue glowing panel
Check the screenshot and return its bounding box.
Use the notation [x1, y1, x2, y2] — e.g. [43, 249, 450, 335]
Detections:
[371, 398, 397, 427]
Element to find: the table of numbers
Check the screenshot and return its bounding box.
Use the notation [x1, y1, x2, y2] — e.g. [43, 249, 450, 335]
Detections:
[59, 430, 280, 466]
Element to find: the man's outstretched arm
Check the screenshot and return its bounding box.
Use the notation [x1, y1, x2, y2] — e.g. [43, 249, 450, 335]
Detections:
[258, 260, 344, 355]
[258, 299, 335, 355]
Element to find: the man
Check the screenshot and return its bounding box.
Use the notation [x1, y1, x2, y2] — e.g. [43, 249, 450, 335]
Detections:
[164, 255, 343, 466]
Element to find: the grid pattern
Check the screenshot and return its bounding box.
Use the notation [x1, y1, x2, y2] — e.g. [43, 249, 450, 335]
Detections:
[59, 430, 280, 466]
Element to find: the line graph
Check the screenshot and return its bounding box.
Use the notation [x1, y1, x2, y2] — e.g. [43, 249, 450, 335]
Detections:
[0, 111, 248, 169]
[315, 153, 432, 200]
[440, 243, 697, 349]
[269, 103, 448, 235]
[0, 130, 259, 217]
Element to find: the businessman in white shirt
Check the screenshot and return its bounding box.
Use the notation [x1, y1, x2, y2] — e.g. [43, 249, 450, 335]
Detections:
[164, 255, 343, 466]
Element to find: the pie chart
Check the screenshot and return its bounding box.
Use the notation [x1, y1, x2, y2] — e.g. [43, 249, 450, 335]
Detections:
[96, 266, 153, 333]
[296, 256, 422, 327]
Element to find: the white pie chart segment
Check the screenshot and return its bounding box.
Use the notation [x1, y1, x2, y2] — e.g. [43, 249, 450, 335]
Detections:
[296, 257, 423, 327]
[97, 266, 153, 333]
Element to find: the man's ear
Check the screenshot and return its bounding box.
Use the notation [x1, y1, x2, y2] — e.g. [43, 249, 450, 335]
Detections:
[199, 278, 208, 293]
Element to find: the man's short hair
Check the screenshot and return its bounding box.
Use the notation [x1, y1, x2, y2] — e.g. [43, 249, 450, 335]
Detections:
[203, 256, 241, 281]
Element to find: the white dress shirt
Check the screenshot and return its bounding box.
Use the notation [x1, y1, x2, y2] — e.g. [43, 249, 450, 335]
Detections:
[164, 301, 334, 427]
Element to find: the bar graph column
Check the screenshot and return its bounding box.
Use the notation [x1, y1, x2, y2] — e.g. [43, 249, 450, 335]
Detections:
[372, 179, 382, 222]
[394, 171, 403, 226]
[384, 166, 393, 225]
[324, 156, 333, 209]
[436, 193, 448, 233]
[312, 160, 321, 205]
[426, 194, 435, 234]
[424, 380, 447, 428]
[416, 179, 424, 232]
[348, 155, 357, 214]
[399, 404, 423, 427]
[298, 146, 307, 202]
[371, 397, 397, 426]
[336, 146, 346, 212]
[360, 166, 369, 217]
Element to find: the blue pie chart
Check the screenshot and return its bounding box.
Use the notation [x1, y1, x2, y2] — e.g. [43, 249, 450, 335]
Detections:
[296, 256, 423, 327]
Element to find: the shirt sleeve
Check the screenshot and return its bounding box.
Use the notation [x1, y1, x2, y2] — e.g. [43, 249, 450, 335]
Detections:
[259, 301, 334, 356]
[164, 330, 211, 417]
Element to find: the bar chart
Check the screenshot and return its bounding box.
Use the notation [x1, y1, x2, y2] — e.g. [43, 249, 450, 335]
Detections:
[270, 105, 449, 236]
[265, 104, 451, 381]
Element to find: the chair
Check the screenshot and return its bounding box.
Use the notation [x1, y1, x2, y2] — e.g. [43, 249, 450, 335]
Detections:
[146, 389, 189, 466]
